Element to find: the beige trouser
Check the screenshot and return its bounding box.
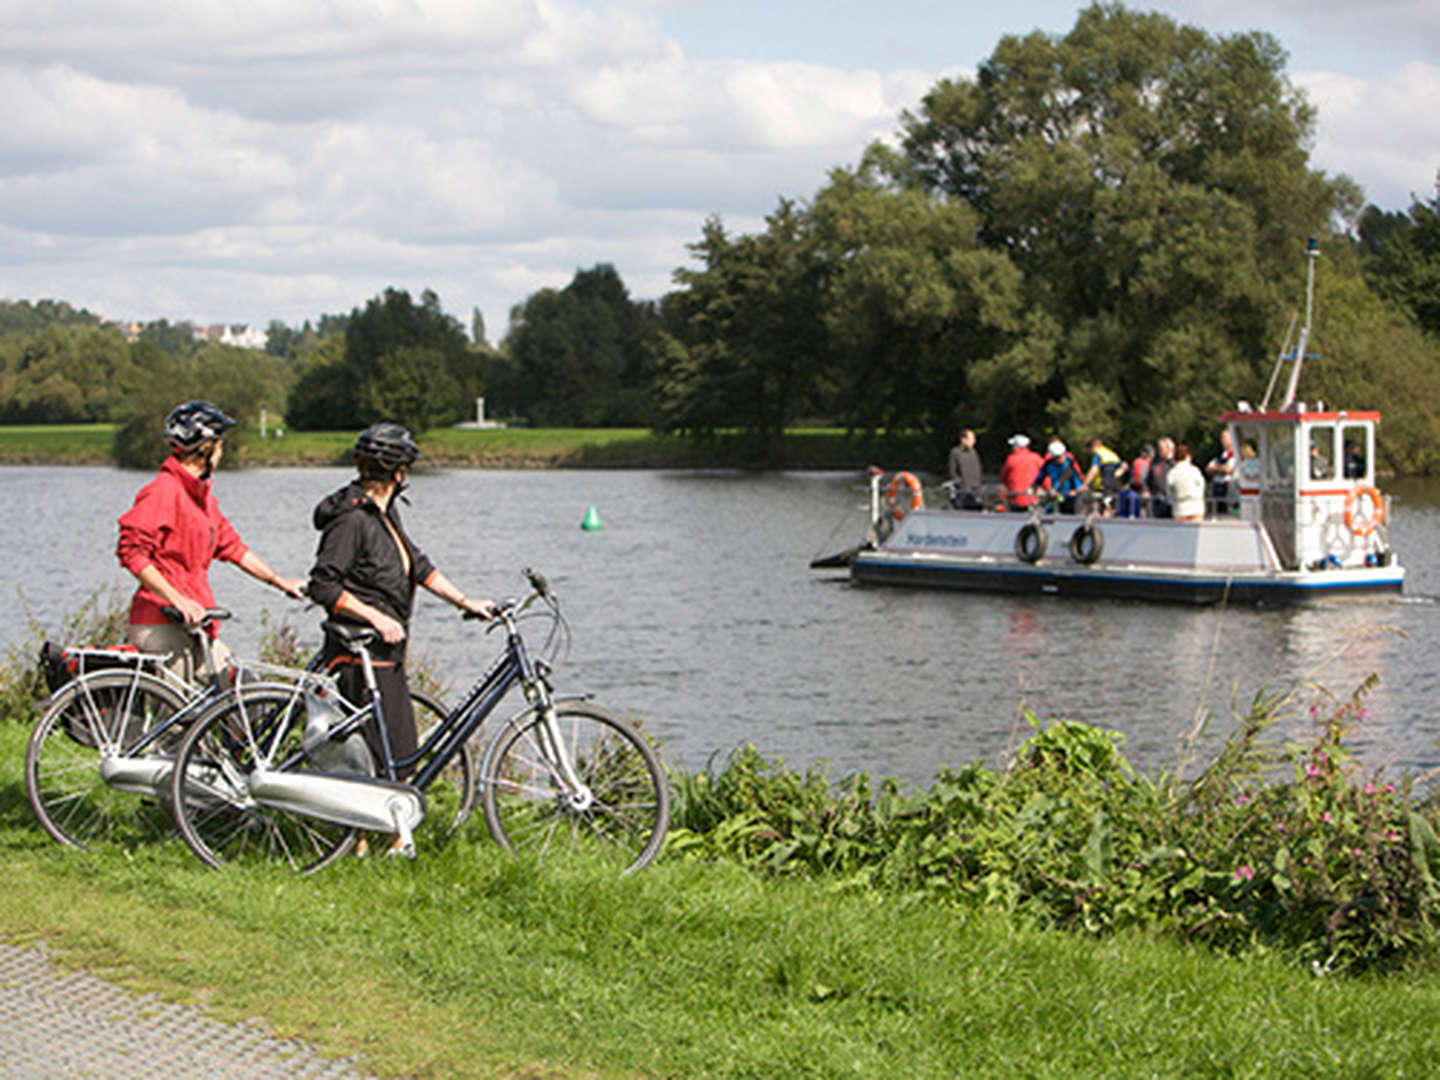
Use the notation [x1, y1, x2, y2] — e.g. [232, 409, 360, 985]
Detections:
[128, 623, 233, 688]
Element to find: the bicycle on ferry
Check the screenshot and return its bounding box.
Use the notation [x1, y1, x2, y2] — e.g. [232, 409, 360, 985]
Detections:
[167, 569, 670, 875]
[25, 610, 459, 852]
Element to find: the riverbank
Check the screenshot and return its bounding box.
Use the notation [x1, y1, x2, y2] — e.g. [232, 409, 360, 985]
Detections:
[0, 423, 932, 471]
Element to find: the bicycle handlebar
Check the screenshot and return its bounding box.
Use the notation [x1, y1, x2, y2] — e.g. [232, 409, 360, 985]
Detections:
[161, 606, 233, 629]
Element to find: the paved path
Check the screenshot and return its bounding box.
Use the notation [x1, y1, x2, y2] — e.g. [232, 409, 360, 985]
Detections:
[0, 942, 380, 1079]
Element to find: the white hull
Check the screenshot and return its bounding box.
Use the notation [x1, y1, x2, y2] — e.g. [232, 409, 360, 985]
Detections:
[843, 509, 1403, 604]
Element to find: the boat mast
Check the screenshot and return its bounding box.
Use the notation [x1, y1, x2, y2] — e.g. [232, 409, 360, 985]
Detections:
[1279, 238, 1320, 411]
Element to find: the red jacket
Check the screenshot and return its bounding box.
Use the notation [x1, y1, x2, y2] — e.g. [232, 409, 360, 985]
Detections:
[116, 456, 249, 635]
[1000, 447, 1044, 508]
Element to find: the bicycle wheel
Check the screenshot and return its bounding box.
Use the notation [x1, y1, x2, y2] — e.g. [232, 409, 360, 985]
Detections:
[480, 702, 670, 873]
[170, 683, 359, 873]
[411, 689, 476, 837]
[26, 670, 191, 849]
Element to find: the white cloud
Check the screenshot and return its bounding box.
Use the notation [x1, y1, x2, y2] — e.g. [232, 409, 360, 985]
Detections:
[0, 0, 1432, 335]
[1297, 62, 1440, 208]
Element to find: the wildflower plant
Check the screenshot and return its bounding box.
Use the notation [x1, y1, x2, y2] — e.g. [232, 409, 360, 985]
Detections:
[668, 674, 1440, 974]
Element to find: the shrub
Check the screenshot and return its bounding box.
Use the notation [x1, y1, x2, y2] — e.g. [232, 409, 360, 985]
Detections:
[669, 677, 1440, 973]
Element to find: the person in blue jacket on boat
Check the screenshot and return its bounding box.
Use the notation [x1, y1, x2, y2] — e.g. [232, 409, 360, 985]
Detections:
[1038, 439, 1085, 514]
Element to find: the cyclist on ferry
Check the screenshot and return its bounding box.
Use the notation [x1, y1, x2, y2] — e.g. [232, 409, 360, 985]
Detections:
[116, 401, 307, 683]
[1082, 437, 1128, 516]
[1038, 439, 1085, 514]
[307, 423, 496, 830]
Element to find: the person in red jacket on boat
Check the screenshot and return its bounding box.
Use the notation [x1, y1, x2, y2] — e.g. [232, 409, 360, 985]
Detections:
[999, 434, 1044, 511]
[116, 401, 307, 683]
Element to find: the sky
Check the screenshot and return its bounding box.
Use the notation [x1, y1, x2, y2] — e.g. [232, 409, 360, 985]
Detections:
[0, 0, 1435, 339]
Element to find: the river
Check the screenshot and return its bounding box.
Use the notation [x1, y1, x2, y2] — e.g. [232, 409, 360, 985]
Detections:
[7, 466, 1438, 786]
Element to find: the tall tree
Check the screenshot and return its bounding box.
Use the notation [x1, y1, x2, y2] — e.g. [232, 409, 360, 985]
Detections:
[810, 161, 1026, 455]
[501, 264, 657, 427]
[652, 204, 830, 461]
[1358, 179, 1440, 337]
[886, 3, 1353, 450]
[287, 288, 482, 432]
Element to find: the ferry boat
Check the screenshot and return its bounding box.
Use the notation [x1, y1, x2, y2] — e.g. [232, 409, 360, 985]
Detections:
[812, 243, 1405, 605]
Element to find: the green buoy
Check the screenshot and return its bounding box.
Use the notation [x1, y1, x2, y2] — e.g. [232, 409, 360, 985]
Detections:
[581, 505, 604, 531]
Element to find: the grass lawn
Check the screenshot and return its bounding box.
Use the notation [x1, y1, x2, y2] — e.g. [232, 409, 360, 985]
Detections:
[1, 716, 1437, 1079]
[0, 422, 934, 471]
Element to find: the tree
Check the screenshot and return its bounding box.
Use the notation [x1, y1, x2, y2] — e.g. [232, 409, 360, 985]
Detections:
[810, 161, 1026, 455]
[110, 341, 293, 468]
[501, 265, 657, 427]
[884, 2, 1352, 450]
[286, 288, 481, 433]
[1358, 179, 1440, 337]
[651, 206, 831, 461]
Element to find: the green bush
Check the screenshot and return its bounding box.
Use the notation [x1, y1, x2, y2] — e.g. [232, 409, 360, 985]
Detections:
[669, 677, 1440, 974]
[0, 587, 130, 725]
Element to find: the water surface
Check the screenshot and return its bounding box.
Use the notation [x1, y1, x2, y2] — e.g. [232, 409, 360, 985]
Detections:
[8, 466, 1438, 785]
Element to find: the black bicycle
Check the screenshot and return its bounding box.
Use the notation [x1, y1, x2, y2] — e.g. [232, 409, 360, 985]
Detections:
[23, 609, 462, 851]
[168, 569, 670, 874]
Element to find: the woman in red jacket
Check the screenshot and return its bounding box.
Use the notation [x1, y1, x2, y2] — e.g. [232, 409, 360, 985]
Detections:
[116, 401, 306, 683]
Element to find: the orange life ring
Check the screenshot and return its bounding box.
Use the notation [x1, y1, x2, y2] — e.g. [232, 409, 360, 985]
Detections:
[1344, 485, 1385, 537]
[885, 471, 924, 520]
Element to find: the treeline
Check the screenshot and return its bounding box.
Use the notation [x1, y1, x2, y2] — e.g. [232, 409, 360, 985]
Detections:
[2, 5, 1438, 472]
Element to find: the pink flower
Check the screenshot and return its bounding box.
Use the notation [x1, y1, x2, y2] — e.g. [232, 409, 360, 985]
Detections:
[1387, 830, 1402, 842]
[1234, 865, 1254, 882]
[1275, 821, 1287, 833]
[1234, 793, 1251, 806]
[1364, 782, 1377, 795]
[1322, 811, 1334, 824]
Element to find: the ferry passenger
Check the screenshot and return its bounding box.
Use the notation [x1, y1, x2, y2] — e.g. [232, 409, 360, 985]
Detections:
[1119, 443, 1154, 518]
[1166, 444, 1206, 522]
[1082, 437, 1127, 516]
[947, 428, 984, 510]
[1206, 430, 1239, 516]
[999, 434, 1043, 511]
[116, 401, 307, 684]
[1147, 437, 1176, 518]
[1038, 439, 1084, 513]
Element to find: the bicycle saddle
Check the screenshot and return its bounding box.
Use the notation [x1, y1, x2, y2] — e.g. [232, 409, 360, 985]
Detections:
[322, 620, 380, 651]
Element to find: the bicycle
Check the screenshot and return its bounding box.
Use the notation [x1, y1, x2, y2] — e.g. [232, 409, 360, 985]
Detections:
[25, 609, 466, 852]
[168, 569, 670, 875]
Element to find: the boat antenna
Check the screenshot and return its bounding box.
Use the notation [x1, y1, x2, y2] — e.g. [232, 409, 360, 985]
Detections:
[1279, 237, 1320, 411]
[1259, 311, 1298, 412]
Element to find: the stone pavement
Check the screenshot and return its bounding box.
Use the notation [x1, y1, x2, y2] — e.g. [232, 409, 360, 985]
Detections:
[0, 942, 380, 1079]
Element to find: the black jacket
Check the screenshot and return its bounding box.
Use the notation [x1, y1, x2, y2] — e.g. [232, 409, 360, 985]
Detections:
[308, 482, 436, 662]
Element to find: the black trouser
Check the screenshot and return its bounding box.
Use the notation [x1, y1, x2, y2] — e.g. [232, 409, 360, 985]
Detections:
[326, 655, 417, 780]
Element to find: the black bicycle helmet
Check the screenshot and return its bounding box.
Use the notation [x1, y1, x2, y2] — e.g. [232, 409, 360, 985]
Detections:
[165, 401, 236, 450]
[354, 422, 419, 473]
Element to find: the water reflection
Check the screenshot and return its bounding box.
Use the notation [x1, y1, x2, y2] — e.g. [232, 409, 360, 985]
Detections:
[7, 465, 1439, 786]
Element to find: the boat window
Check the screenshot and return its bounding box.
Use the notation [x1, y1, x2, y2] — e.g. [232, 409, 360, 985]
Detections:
[1266, 425, 1294, 487]
[1342, 424, 1369, 480]
[1308, 426, 1335, 481]
[1236, 426, 1261, 482]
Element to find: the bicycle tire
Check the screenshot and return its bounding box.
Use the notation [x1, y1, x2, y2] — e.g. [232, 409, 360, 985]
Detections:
[410, 689, 476, 838]
[170, 682, 359, 873]
[480, 702, 670, 874]
[26, 669, 191, 850]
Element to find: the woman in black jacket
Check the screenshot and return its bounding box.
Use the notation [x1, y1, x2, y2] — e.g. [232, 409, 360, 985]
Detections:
[308, 424, 494, 826]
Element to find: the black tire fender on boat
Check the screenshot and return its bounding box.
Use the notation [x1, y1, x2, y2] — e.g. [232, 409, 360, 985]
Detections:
[1015, 522, 1048, 564]
[1068, 523, 1104, 564]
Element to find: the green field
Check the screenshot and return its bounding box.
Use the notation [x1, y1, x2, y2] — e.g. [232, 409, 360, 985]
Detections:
[0, 423, 933, 471]
[3, 713, 1438, 1079]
